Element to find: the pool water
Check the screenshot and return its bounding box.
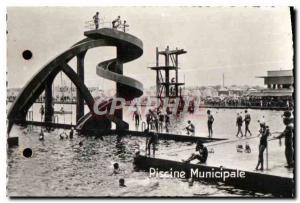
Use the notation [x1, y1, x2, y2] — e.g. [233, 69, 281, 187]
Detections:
[7, 106, 290, 197]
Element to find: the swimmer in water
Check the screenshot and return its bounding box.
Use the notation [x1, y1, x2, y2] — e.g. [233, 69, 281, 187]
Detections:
[109, 163, 124, 176]
[188, 178, 194, 187]
[59, 130, 68, 140]
[69, 127, 74, 139]
[79, 141, 83, 147]
[119, 178, 126, 187]
[59, 133, 64, 140]
[244, 142, 251, 153]
[39, 129, 44, 141]
[113, 163, 120, 174]
[185, 120, 195, 136]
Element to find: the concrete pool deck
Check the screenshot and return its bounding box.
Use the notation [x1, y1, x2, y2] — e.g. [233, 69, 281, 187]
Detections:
[154, 135, 293, 178]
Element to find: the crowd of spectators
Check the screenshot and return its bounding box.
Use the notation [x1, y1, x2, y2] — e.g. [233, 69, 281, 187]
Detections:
[202, 96, 293, 109]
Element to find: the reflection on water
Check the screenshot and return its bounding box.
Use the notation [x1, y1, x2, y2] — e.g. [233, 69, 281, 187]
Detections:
[7, 107, 284, 197]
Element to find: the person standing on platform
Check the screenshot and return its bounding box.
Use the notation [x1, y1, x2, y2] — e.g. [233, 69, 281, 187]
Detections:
[236, 113, 244, 137]
[146, 110, 152, 130]
[244, 110, 252, 136]
[158, 112, 164, 132]
[165, 114, 170, 132]
[258, 115, 266, 133]
[274, 111, 294, 168]
[145, 129, 158, 157]
[39, 104, 45, 122]
[207, 110, 214, 138]
[112, 16, 121, 29]
[132, 105, 141, 127]
[255, 123, 270, 171]
[93, 12, 100, 29]
[153, 114, 159, 132]
[60, 106, 64, 114]
[122, 20, 129, 32]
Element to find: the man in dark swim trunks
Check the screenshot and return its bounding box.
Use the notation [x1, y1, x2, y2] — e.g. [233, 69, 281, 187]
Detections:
[93, 12, 100, 29]
[119, 178, 126, 187]
[158, 112, 164, 132]
[132, 105, 141, 127]
[244, 110, 252, 136]
[39, 104, 45, 122]
[207, 110, 214, 138]
[145, 129, 158, 157]
[146, 110, 153, 130]
[255, 123, 270, 171]
[152, 114, 159, 132]
[69, 127, 74, 139]
[236, 113, 244, 137]
[275, 111, 294, 168]
[165, 114, 170, 132]
[183, 141, 208, 164]
[185, 120, 195, 136]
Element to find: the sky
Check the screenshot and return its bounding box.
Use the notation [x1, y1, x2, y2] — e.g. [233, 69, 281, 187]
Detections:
[7, 7, 293, 89]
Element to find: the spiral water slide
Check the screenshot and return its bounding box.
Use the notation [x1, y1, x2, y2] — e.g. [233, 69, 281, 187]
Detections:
[7, 28, 143, 134]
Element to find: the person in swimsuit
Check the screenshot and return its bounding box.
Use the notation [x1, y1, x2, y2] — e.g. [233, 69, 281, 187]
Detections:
[93, 12, 100, 29]
[236, 113, 244, 137]
[275, 111, 294, 168]
[145, 129, 158, 157]
[133, 106, 141, 127]
[186, 120, 195, 136]
[244, 110, 252, 136]
[207, 110, 214, 138]
[112, 16, 121, 29]
[183, 141, 208, 164]
[255, 123, 270, 170]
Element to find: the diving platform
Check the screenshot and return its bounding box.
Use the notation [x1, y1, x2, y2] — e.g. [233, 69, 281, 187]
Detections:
[82, 129, 227, 143]
[128, 130, 225, 143]
[12, 118, 227, 143]
[159, 82, 185, 86]
[149, 46, 187, 99]
[23, 121, 75, 129]
[12, 120, 227, 143]
[158, 48, 187, 55]
[149, 66, 181, 70]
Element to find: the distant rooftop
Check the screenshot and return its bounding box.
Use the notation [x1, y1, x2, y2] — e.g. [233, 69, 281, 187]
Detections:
[257, 69, 293, 78]
[250, 88, 293, 97]
[218, 87, 228, 92]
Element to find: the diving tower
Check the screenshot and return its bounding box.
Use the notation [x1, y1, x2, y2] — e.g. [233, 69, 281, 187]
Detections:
[149, 46, 186, 99]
